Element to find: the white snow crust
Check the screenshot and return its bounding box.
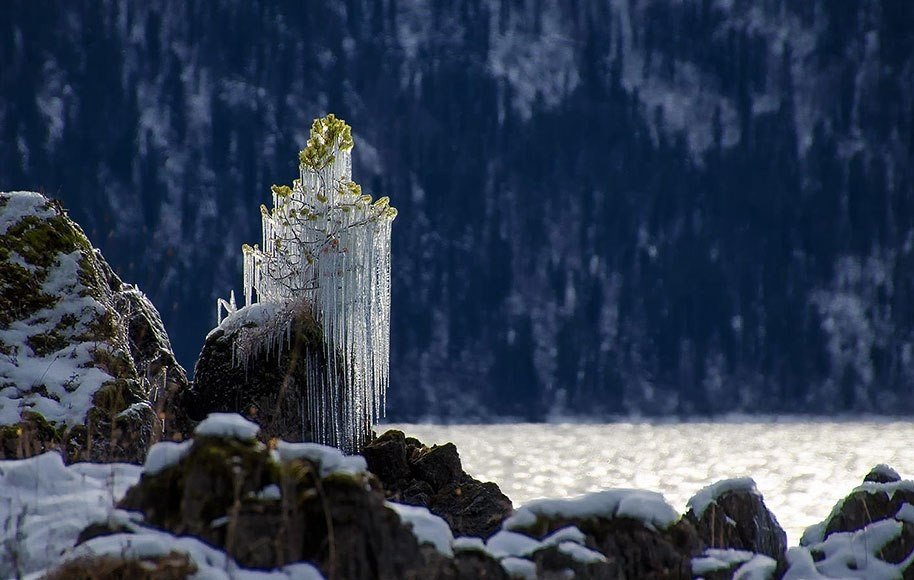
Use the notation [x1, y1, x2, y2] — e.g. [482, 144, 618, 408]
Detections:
[0, 191, 54, 235]
[386, 502, 454, 556]
[485, 530, 544, 559]
[210, 302, 284, 339]
[256, 484, 282, 500]
[195, 412, 261, 440]
[143, 439, 193, 475]
[452, 536, 487, 553]
[556, 541, 606, 564]
[896, 503, 914, 524]
[693, 548, 776, 579]
[500, 556, 537, 579]
[274, 440, 367, 477]
[504, 488, 679, 531]
[688, 477, 760, 519]
[458, 522, 601, 574]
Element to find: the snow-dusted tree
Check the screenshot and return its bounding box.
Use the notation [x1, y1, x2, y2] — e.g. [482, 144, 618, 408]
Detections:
[218, 114, 396, 451]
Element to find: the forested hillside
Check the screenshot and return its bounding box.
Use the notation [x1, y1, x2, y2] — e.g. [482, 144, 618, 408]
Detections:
[2, 0, 912, 418]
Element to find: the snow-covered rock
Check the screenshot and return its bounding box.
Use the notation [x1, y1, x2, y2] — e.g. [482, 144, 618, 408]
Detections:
[692, 548, 777, 580]
[0, 451, 142, 578]
[786, 520, 914, 580]
[499, 488, 700, 578]
[387, 502, 455, 557]
[188, 303, 329, 446]
[195, 412, 261, 440]
[0, 191, 188, 463]
[504, 488, 681, 532]
[275, 440, 367, 478]
[685, 477, 787, 563]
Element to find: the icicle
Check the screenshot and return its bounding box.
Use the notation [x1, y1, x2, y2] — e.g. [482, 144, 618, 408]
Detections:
[215, 114, 395, 452]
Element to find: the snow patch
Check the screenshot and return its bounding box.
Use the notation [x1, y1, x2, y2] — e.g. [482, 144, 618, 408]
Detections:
[500, 556, 537, 579]
[896, 503, 914, 524]
[143, 440, 193, 475]
[387, 502, 454, 557]
[505, 488, 679, 531]
[485, 530, 543, 559]
[0, 191, 54, 236]
[452, 536, 487, 553]
[693, 548, 776, 579]
[210, 302, 284, 339]
[274, 440, 367, 477]
[195, 413, 261, 440]
[256, 484, 282, 501]
[688, 477, 759, 519]
[557, 541, 606, 564]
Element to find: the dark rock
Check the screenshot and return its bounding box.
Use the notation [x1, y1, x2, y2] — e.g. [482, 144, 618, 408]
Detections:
[684, 483, 787, 564]
[187, 306, 343, 446]
[447, 551, 508, 579]
[363, 429, 513, 537]
[865, 464, 902, 484]
[115, 430, 502, 579]
[530, 543, 620, 579]
[112, 283, 192, 439]
[824, 472, 914, 538]
[0, 192, 188, 463]
[413, 443, 463, 489]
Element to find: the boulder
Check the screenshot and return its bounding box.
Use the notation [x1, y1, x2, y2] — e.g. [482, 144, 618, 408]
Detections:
[822, 467, 914, 538]
[502, 489, 703, 579]
[0, 192, 188, 462]
[684, 478, 787, 564]
[363, 429, 513, 538]
[800, 465, 914, 570]
[186, 303, 339, 445]
[115, 415, 504, 579]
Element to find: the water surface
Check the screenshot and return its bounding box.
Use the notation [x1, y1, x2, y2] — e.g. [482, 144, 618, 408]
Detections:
[383, 419, 914, 544]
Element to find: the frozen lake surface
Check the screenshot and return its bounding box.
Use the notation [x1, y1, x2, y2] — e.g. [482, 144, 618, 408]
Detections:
[382, 419, 914, 544]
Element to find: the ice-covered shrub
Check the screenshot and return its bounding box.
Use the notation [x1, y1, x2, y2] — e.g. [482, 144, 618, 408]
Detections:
[218, 114, 396, 451]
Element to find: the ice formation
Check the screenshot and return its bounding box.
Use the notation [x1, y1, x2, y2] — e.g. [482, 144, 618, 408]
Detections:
[218, 114, 396, 452]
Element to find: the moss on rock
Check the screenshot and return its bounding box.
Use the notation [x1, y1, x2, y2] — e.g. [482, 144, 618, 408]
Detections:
[0, 192, 189, 463]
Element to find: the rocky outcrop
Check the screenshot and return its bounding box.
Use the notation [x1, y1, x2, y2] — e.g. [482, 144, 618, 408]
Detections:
[363, 429, 513, 538]
[0, 192, 188, 462]
[781, 465, 914, 578]
[186, 304, 337, 444]
[684, 478, 787, 564]
[114, 416, 504, 579]
[503, 490, 703, 579]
